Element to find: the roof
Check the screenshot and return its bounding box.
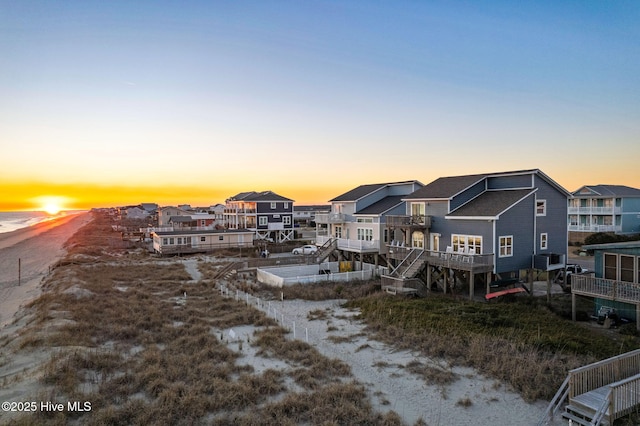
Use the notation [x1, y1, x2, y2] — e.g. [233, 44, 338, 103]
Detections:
[330, 180, 422, 202]
[405, 169, 570, 200]
[294, 205, 331, 212]
[355, 196, 405, 215]
[227, 191, 293, 202]
[153, 229, 254, 236]
[582, 240, 640, 250]
[446, 189, 536, 218]
[404, 174, 486, 200]
[572, 185, 640, 198]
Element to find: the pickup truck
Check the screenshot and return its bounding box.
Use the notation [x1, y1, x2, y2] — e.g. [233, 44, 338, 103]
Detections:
[557, 264, 589, 292]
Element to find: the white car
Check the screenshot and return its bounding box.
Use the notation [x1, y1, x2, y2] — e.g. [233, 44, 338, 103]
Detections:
[292, 245, 318, 255]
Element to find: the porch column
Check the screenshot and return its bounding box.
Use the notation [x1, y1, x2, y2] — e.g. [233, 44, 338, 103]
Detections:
[486, 272, 492, 295]
[469, 272, 474, 300]
[426, 266, 432, 295]
[637, 304, 640, 332]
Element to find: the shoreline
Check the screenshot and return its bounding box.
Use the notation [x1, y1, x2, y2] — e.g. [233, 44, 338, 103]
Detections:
[0, 212, 93, 327]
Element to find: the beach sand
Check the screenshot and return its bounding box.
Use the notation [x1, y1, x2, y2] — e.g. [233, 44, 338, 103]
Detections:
[0, 213, 93, 327]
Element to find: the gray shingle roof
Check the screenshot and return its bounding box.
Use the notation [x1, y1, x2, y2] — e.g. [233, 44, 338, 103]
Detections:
[228, 191, 293, 202]
[404, 174, 487, 200]
[573, 185, 640, 198]
[446, 189, 536, 218]
[330, 183, 387, 202]
[355, 196, 404, 215]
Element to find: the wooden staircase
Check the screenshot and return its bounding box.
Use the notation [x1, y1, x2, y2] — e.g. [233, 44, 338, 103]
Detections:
[539, 349, 640, 426]
[313, 238, 338, 263]
[381, 249, 427, 295]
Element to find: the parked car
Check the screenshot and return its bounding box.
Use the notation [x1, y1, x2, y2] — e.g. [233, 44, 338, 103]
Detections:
[558, 264, 590, 292]
[292, 245, 317, 255]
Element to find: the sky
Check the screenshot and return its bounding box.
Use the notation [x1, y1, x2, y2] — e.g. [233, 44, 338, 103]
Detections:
[1, 0, 639, 211]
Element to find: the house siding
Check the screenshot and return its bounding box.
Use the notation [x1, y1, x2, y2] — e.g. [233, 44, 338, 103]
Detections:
[495, 195, 535, 273]
[432, 219, 493, 255]
[534, 175, 568, 255]
[450, 180, 485, 211]
[487, 174, 532, 190]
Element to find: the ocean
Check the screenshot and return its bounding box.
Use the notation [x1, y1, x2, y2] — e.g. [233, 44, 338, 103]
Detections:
[0, 211, 71, 234]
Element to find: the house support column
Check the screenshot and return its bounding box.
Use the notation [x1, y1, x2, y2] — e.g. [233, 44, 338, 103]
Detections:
[426, 266, 432, 294]
[486, 272, 492, 295]
[546, 272, 552, 303]
[528, 269, 534, 297]
[572, 293, 576, 322]
[469, 273, 475, 300]
[636, 304, 640, 332]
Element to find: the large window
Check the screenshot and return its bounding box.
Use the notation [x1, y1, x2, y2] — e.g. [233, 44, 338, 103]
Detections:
[604, 253, 639, 283]
[357, 228, 373, 241]
[412, 231, 424, 249]
[334, 226, 342, 238]
[259, 216, 268, 226]
[499, 236, 513, 257]
[452, 234, 482, 254]
[283, 216, 291, 226]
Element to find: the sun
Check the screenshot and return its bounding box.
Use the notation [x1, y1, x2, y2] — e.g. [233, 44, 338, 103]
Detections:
[43, 203, 63, 215]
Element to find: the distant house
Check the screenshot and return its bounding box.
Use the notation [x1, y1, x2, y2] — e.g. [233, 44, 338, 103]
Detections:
[140, 203, 158, 213]
[124, 206, 150, 220]
[293, 205, 330, 227]
[572, 240, 640, 331]
[158, 206, 191, 227]
[568, 185, 640, 242]
[224, 191, 294, 243]
[383, 169, 571, 297]
[152, 229, 254, 255]
[314, 181, 424, 265]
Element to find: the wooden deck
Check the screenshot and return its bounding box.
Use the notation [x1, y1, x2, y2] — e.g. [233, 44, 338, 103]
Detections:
[540, 349, 640, 425]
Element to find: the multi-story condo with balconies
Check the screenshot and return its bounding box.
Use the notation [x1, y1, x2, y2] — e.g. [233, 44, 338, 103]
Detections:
[568, 185, 640, 242]
[224, 191, 294, 243]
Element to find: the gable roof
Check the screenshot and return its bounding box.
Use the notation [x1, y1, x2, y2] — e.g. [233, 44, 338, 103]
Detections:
[330, 180, 422, 202]
[573, 184, 640, 198]
[227, 191, 293, 202]
[446, 189, 536, 218]
[404, 174, 487, 200]
[355, 196, 404, 215]
[405, 169, 570, 200]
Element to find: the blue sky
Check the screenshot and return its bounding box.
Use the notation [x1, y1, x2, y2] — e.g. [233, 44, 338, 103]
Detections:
[1, 0, 639, 208]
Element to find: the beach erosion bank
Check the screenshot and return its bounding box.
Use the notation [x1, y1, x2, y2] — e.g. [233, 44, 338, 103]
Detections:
[0, 213, 93, 327]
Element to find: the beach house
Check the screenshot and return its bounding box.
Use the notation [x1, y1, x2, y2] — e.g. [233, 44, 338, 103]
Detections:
[382, 169, 571, 297]
[223, 191, 294, 243]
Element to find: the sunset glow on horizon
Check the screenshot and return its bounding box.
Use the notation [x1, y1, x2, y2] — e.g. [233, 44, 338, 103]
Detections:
[1, 1, 639, 211]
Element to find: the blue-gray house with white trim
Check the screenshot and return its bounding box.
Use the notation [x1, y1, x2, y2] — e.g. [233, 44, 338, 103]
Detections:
[383, 169, 571, 298]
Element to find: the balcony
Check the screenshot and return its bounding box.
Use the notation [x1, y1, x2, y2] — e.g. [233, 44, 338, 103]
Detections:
[314, 213, 347, 223]
[387, 246, 494, 273]
[386, 215, 431, 228]
[316, 234, 379, 252]
[568, 225, 621, 233]
[223, 208, 257, 214]
[572, 275, 640, 304]
[568, 206, 621, 215]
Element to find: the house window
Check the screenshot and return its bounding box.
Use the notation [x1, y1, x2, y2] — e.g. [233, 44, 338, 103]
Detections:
[334, 226, 342, 238]
[200, 237, 206, 242]
[259, 216, 268, 226]
[357, 228, 373, 241]
[604, 253, 617, 280]
[177, 237, 182, 245]
[284, 202, 289, 209]
[383, 229, 389, 243]
[201, 220, 206, 226]
[163, 238, 168, 245]
[169, 238, 174, 245]
[621, 255, 634, 282]
[270, 202, 276, 209]
[499, 236, 513, 257]
[219, 235, 224, 241]
[540, 233, 548, 250]
[356, 217, 374, 223]
[452, 234, 482, 254]
[536, 200, 546, 216]
[283, 216, 291, 226]
[412, 231, 424, 248]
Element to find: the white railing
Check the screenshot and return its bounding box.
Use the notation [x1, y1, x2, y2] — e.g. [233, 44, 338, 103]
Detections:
[316, 235, 379, 252]
[568, 224, 621, 232]
[567, 206, 620, 214]
[572, 275, 640, 304]
[314, 213, 348, 223]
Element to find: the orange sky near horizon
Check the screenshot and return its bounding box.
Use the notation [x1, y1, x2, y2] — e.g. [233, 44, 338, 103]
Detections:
[2, 164, 639, 213]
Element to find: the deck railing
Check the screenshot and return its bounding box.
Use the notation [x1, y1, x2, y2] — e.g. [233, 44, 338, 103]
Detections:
[572, 275, 640, 304]
[608, 373, 640, 421]
[569, 349, 640, 399]
[386, 215, 431, 228]
[316, 235, 379, 252]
